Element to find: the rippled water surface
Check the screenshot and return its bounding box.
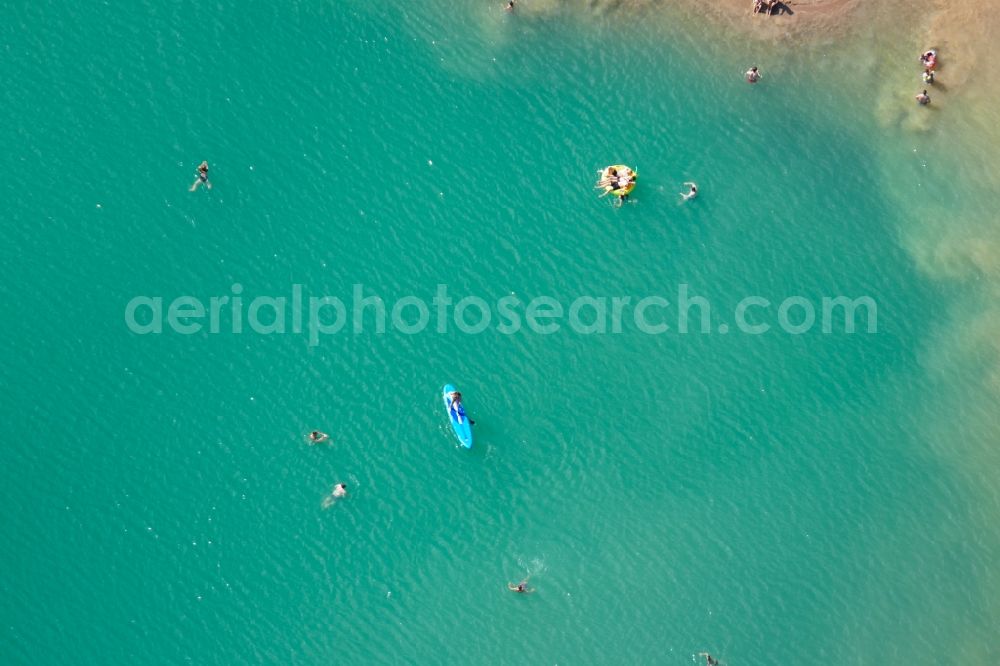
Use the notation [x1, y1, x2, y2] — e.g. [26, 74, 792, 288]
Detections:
[2, 1, 999, 663]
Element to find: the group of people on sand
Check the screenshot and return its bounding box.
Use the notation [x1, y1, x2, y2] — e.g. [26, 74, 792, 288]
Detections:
[915, 49, 938, 106]
[752, 0, 781, 15]
[306, 430, 349, 508]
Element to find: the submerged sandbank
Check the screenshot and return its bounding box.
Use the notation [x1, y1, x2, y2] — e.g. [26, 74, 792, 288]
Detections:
[522, 0, 1000, 382]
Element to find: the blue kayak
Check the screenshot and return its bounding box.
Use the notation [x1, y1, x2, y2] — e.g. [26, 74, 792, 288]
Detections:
[442, 384, 473, 449]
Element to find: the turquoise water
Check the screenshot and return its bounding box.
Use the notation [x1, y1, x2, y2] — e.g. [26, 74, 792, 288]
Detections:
[3, 1, 999, 663]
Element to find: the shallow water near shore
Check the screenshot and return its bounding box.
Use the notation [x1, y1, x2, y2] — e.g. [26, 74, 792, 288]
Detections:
[2, 1, 1000, 663]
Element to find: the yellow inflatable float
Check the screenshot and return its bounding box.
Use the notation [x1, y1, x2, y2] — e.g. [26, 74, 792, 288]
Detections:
[595, 164, 637, 202]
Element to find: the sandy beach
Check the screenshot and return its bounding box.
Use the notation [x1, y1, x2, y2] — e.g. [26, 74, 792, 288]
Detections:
[684, 0, 866, 40]
[519, 0, 999, 61]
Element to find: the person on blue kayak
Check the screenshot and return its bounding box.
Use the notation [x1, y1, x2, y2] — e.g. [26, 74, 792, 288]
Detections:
[447, 390, 475, 426]
[448, 391, 465, 422]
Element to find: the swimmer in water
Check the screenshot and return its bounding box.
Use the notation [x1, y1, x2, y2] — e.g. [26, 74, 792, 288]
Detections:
[680, 182, 698, 201]
[923, 68, 934, 85]
[507, 579, 534, 594]
[189, 161, 211, 191]
[746, 66, 761, 83]
[308, 430, 329, 444]
[322, 483, 348, 509]
[915, 89, 931, 106]
[698, 653, 720, 666]
[505, 0, 515, 10]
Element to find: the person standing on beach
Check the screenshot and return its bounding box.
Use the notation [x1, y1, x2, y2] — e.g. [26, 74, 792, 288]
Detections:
[189, 161, 211, 191]
[916, 90, 931, 105]
[746, 66, 761, 83]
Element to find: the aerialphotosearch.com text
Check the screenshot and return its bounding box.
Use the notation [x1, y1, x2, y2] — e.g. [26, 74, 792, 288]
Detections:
[124, 283, 878, 346]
